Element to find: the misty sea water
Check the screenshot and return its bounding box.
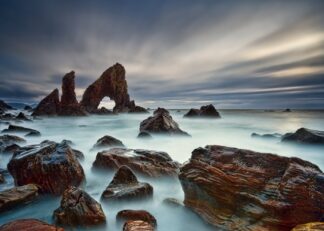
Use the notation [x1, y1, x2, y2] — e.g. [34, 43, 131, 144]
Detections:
[0, 109, 323, 230]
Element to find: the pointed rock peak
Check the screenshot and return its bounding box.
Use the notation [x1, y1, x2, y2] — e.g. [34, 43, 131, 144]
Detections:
[32, 89, 60, 116]
[110, 166, 138, 185]
[61, 70, 78, 106]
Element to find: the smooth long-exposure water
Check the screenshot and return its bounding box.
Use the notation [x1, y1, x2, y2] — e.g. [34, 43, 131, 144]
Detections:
[0, 109, 323, 230]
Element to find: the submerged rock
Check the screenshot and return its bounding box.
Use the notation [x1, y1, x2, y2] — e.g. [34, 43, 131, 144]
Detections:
[32, 89, 60, 116]
[251, 132, 282, 139]
[0, 219, 64, 231]
[123, 220, 154, 231]
[139, 108, 190, 136]
[0, 184, 38, 213]
[137, 131, 152, 139]
[184, 104, 221, 118]
[291, 222, 324, 231]
[129, 105, 148, 113]
[1, 125, 39, 135]
[93, 135, 125, 148]
[282, 128, 324, 144]
[2, 144, 21, 154]
[25, 130, 41, 137]
[53, 186, 106, 226]
[15, 112, 30, 121]
[0, 135, 26, 152]
[93, 148, 180, 177]
[24, 105, 33, 111]
[7, 140, 85, 194]
[117, 210, 157, 227]
[179, 145, 324, 231]
[101, 166, 153, 200]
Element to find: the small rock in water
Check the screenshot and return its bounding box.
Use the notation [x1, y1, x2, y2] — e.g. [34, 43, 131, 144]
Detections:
[137, 131, 152, 139]
[282, 127, 324, 144]
[251, 132, 281, 139]
[25, 130, 41, 137]
[24, 105, 33, 111]
[101, 166, 153, 200]
[123, 220, 154, 231]
[0, 184, 39, 213]
[116, 210, 157, 227]
[53, 186, 106, 226]
[93, 135, 125, 148]
[184, 104, 221, 118]
[15, 112, 30, 121]
[1, 125, 39, 135]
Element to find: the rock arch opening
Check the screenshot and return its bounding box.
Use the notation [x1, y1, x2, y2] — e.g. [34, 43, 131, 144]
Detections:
[98, 97, 116, 111]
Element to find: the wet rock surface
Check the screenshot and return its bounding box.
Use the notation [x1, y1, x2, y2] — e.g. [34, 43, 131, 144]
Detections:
[139, 108, 190, 136]
[0, 135, 26, 152]
[282, 128, 324, 144]
[184, 104, 221, 118]
[7, 140, 85, 194]
[0, 184, 39, 213]
[179, 145, 324, 231]
[93, 148, 180, 177]
[117, 210, 157, 227]
[53, 186, 106, 226]
[162, 198, 184, 207]
[123, 220, 154, 231]
[291, 222, 324, 231]
[0, 219, 64, 231]
[93, 135, 125, 148]
[101, 166, 153, 200]
[1, 125, 40, 135]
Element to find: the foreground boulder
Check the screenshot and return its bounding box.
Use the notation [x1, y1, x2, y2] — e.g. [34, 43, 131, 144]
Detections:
[53, 186, 106, 226]
[0, 219, 64, 231]
[184, 104, 220, 118]
[292, 222, 324, 231]
[282, 128, 324, 144]
[179, 145, 324, 231]
[101, 166, 153, 200]
[93, 148, 179, 177]
[123, 220, 154, 231]
[139, 108, 189, 136]
[32, 89, 60, 116]
[7, 141, 85, 194]
[1, 125, 40, 135]
[0, 184, 38, 213]
[93, 135, 125, 148]
[80, 63, 145, 113]
[117, 210, 157, 227]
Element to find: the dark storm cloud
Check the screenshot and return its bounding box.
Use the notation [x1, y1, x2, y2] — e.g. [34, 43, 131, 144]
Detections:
[0, 0, 324, 108]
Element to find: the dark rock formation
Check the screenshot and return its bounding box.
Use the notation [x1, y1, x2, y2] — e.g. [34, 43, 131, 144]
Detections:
[139, 108, 190, 136]
[15, 112, 30, 121]
[93, 148, 180, 177]
[0, 135, 26, 152]
[1, 125, 39, 135]
[162, 198, 184, 207]
[59, 71, 86, 116]
[282, 128, 324, 144]
[184, 104, 220, 118]
[101, 166, 153, 200]
[2, 144, 21, 154]
[24, 105, 33, 111]
[81, 63, 144, 113]
[0, 219, 64, 231]
[53, 186, 106, 226]
[292, 222, 324, 231]
[93, 135, 125, 148]
[123, 220, 154, 231]
[251, 132, 282, 139]
[32, 89, 60, 116]
[284, 108, 292, 112]
[129, 105, 148, 113]
[179, 145, 324, 231]
[25, 130, 41, 137]
[0, 184, 38, 213]
[137, 131, 152, 139]
[117, 210, 157, 227]
[0, 100, 13, 112]
[7, 140, 85, 194]
[92, 107, 115, 115]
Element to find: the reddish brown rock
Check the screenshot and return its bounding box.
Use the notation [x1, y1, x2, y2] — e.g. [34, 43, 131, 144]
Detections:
[32, 89, 60, 116]
[0, 184, 38, 213]
[179, 145, 324, 231]
[93, 148, 179, 177]
[139, 108, 190, 136]
[53, 186, 106, 226]
[184, 104, 220, 118]
[101, 166, 153, 200]
[291, 222, 324, 231]
[80, 63, 144, 113]
[0, 219, 64, 231]
[93, 135, 125, 148]
[123, 220, 154, 231]
[7, 140, 85, 195]
[117, 210, 157, 227]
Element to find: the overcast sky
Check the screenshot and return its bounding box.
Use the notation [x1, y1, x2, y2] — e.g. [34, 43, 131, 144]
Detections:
[0, 0, 324, 109]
